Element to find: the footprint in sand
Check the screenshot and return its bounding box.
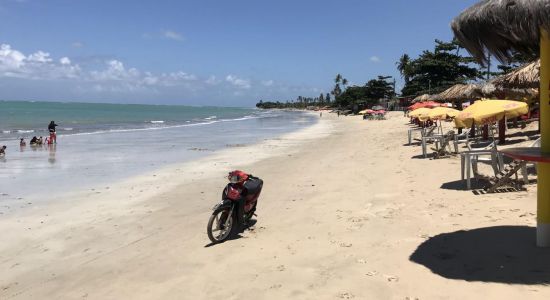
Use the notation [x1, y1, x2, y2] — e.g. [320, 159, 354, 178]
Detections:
[277, 265, 286, 272]
[385, 275, 399, 282]
[269, 284, 282, 289]
[356, 259, 367, 264]
[347, 216, 368, 223]
[366, 271, 378, 276]
[338, 292, 355, 299]
[339, 242, 353, 248]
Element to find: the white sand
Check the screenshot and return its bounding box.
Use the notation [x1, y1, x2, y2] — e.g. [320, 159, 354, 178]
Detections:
[1, 112, 548, 299]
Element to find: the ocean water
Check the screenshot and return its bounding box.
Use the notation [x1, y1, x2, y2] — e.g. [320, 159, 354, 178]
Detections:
[0, 101, 317, 208]
[0, 101, 270, 139]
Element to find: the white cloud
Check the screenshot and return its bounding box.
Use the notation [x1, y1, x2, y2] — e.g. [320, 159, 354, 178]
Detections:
[60, 57, 71, 65]
[162, 30, 184, 41]
[261, 80, 274, 87]
[370, 56, 381, 63]
[0, 44, 25, 70]
[28, 51, 53, 63]
[226, 74, 251, 89]
[0, 43, 314, 102]
[142, 72, 158, 85]
[205, 75, 219, 85]
[90, 60, 140, 81]
[0, 44, 81, 79]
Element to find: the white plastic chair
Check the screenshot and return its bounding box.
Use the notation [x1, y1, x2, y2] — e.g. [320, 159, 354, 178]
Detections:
[461, 141, 503, 189]
[453, 128, 471, 153]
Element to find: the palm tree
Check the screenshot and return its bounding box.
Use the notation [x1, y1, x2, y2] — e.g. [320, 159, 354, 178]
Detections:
[331, 83, 342, 101]
[333, 74, 343, 103]
[335, 74, 342, 84]
[396, 54, 412, 83]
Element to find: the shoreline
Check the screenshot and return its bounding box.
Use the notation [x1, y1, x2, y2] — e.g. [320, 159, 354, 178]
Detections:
[1, 112, 547, 299]
[0, 110, 319, 208]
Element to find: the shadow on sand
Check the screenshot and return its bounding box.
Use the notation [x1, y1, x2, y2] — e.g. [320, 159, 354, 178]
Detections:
[440, 179, 486, 191]
[410, 226, 550, 284]
[204, 220, 257, 248]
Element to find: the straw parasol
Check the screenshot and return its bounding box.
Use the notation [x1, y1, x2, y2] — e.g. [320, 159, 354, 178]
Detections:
[412, 94, 431, 103]
[491, 60, 540, 89]
[454, 99, 528, 128]
[451, 0, 547, 64]
[482, 82, 539, 102]
[437, 84, 483, 102]
[452, 0, 550, 247]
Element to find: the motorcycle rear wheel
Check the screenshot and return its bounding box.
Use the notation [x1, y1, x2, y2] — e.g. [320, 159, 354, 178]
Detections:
[207, 208, 234, 244]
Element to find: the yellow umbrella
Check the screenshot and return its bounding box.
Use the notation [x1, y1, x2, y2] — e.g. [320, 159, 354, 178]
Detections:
[454, 99, 529, 128]
[409, 107, 432, 120]
[427, 107, 460, 120]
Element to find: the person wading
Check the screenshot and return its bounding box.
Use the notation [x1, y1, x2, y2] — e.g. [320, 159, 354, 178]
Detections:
[48, 121, 58, 144]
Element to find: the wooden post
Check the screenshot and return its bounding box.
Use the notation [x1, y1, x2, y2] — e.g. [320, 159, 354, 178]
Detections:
[498, 118, 506, 145]
[537, 29, 550, 247]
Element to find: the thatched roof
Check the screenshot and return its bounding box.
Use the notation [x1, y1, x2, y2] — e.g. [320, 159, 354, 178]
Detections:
[491, 60, 539, 89]
[451, 0, 550, 64]
[481, 81, 539, 101]
[437, 84, 483, 101]
[412, 94, 431, 103]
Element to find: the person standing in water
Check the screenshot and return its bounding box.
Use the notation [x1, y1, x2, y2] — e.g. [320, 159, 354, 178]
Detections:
[48, 121, 58, 144]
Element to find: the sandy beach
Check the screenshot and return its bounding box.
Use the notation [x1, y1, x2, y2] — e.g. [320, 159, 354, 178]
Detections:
[1, 111, 548, 299]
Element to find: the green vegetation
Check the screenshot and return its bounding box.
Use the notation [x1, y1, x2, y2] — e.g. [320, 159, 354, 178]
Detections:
[256, 38, 536, 111]
[399, 39, 480, 97]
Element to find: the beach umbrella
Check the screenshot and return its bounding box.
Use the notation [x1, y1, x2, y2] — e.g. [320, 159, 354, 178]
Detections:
[408, 101, 442, 111]
[412, 94, 431, 103]
[427, 107, 460, 121]
[409, 107, 432, 119]
[454, 99, 528, 128]
[452, 0, 550, 247]
[491, 60, 540, 89]
[437, 84, 483, 102]
[358, 109, 375, 115]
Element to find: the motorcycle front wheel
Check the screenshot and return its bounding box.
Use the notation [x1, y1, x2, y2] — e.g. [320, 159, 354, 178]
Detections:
[207, 207, 234, 244]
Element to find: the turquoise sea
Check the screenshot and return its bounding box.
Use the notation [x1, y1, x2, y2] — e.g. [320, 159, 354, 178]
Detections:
[0, 101, 270, 139]
[0, 101, 317, 210]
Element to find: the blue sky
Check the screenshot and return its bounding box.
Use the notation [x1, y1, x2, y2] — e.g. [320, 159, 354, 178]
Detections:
[0, 0, 479, 106]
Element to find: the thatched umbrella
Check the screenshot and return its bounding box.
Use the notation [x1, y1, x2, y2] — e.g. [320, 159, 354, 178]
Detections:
[452, 0, 550, 247]
[412, 94, 432, 103]
[482, 82, 539, 102]
[492, 60, 540, 89]
[437, 84, 482, 102]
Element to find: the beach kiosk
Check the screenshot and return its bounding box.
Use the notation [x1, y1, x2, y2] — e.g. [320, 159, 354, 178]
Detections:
[452, 0, 550, 247]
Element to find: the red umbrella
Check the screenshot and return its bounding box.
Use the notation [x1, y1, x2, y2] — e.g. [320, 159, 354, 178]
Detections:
[408, 101, 443, 111]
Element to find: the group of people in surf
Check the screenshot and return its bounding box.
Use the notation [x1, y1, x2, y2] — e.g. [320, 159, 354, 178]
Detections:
[2, 121, 58, 157]
[20, 121, 58, 147]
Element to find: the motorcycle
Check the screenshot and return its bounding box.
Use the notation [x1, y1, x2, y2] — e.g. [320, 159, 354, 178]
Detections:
[207, 170, 263, 244]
